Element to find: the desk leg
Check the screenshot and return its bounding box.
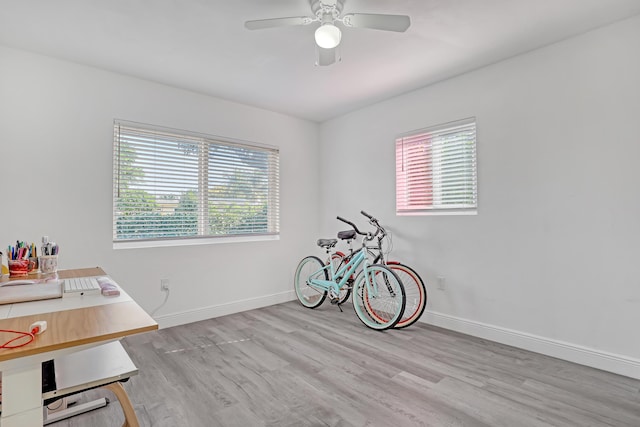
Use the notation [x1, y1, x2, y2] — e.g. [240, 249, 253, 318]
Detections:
[1, 364, 43, 427]
[103, 382, 140, 427]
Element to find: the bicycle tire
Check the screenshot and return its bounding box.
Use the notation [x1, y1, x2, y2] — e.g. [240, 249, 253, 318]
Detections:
[294, 256, 327, 308]
[352, 264, 405, 330]
[330, 252, 353, 305]
[387, 262, 427, 328]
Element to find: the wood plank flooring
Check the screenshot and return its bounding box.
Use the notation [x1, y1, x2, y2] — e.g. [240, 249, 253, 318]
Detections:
[55, 301, 640, 426]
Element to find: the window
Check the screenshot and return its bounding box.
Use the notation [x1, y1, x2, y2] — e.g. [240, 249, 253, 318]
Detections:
[113, 121, 279, 245]
[395, 118, 477, 215]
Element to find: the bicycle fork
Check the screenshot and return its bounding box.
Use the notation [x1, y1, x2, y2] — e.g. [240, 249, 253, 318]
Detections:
[364, 267, 397, 299]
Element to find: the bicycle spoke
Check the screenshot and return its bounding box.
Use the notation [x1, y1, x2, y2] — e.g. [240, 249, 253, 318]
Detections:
[352, 265, 405, 330]
[294, 256, 327, 308]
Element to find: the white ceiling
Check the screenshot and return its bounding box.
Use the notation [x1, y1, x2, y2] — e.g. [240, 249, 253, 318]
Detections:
[1, 0, 639, 122]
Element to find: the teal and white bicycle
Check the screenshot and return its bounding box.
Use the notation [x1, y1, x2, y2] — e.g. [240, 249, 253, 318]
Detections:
[294, 216, 406, 330]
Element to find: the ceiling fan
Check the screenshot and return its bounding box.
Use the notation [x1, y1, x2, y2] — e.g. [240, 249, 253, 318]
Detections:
[244, 0, 411, 66]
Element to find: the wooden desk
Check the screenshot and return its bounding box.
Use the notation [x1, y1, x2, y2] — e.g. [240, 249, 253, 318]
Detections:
[0, 267, 157, 427]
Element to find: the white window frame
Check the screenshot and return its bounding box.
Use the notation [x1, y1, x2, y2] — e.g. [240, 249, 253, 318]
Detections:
[396, 117, 477, 216]
[113, 120, 280, 248]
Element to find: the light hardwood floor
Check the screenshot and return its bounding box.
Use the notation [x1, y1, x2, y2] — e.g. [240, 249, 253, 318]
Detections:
[56, 301, 640, 426]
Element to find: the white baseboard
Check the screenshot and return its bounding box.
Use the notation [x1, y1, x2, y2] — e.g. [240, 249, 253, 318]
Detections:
[422, 310, 640, 380]
[154, 290, 296, 329]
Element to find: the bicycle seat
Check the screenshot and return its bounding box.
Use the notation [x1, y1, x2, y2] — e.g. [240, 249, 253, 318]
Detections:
[317, 239, 337, 248]
[337, 230, 356, 240]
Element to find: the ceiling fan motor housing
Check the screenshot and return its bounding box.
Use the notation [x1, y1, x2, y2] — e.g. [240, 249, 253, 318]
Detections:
[311, 0, 345, 22]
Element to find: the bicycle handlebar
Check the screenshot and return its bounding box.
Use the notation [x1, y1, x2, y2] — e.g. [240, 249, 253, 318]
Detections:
[336, 211, 381, 240]
[361, 210, 380, 225]
[360, 211, 387, 238]
[336, 216, 367, 235]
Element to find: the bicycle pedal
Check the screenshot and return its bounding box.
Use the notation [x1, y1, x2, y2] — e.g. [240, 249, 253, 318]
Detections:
[330, 297, 339, 305]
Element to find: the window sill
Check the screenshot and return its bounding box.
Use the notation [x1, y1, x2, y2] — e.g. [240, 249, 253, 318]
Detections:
[113, 234, 279, 250]
[397, 210, 478, 216]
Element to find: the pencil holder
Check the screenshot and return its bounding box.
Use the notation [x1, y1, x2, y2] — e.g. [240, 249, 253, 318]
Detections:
[39, 255, 58, 274]
[8, 259, 36, 277]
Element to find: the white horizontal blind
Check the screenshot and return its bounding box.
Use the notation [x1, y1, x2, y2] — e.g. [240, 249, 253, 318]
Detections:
[113, 121, 279, 242]
[396, 118, 477, 215]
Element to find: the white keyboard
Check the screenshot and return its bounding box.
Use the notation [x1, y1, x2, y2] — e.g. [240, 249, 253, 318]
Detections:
[63, 277, 101, 297]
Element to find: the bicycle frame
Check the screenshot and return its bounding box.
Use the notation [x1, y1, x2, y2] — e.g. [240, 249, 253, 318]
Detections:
[307, 244, 381, 298]
[330, 217, 400, 299]
[336, 237, 387, 274]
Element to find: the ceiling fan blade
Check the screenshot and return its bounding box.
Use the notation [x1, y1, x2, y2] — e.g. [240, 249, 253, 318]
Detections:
[342, 13, 410, 32]
[244, 16, 314, 30]
[316, 46, 339, 66]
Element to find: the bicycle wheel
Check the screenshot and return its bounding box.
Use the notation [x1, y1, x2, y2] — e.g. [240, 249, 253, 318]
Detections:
[294, 256, 327, 308]
[352, 264, 405, 330]
[387, 263, 427, 328]
[330, 252, 352, 304]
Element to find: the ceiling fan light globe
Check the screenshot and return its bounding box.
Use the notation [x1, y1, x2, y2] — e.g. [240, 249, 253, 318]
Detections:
[315, 24, 341, 49]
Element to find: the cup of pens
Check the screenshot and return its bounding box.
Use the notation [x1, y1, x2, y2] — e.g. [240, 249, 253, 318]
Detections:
[40, 238, 59, 274]
[39, 255, 58, 274]
[7, 242, 38, 277]
[8, 259, 36, 277]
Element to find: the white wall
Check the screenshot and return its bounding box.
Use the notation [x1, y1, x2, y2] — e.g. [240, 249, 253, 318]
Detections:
[1, 15, 639, 379]
[0, 45, 321, 327]
[319, 15, 640, 378]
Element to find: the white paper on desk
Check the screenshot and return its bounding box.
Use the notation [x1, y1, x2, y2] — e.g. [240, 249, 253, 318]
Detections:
[0, 281, 63, 305]
[0, 275, 60, 286]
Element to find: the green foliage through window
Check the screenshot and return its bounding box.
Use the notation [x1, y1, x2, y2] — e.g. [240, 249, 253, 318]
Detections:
[113, 121, 279, 242]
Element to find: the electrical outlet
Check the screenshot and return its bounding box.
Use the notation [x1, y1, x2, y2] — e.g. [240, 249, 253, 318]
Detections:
[160, 278, 170, 292]
[437, 276, 446, 291]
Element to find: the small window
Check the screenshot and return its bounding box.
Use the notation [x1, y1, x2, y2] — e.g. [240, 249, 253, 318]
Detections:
[396, 118, 477, 215]
[113, 121, 279, 245]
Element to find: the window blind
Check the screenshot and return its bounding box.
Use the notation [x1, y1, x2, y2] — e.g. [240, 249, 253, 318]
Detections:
[396, 118, 477, 215]
[113, 121, 279, 242]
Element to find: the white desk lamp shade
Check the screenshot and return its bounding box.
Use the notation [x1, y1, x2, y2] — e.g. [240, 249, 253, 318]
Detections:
[315, 24, 341, 49]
